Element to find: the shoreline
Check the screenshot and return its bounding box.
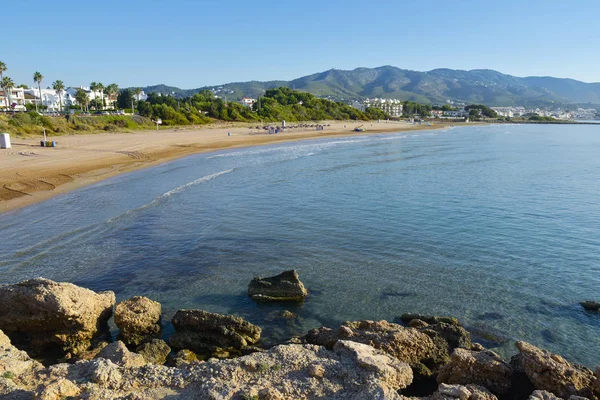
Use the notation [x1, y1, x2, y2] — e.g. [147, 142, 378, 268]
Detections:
[0, 120, 476, 214]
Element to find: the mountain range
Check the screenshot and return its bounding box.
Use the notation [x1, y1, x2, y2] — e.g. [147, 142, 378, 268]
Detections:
[142, 66, 600, 108]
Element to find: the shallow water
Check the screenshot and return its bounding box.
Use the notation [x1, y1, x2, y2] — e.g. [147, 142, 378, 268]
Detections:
[1, 124, 599, 365]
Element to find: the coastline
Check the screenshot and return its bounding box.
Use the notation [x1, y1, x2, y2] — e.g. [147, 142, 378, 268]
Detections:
[0, 120, 475, 213]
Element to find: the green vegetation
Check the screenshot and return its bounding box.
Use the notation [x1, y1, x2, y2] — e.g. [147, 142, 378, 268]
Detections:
[135, 86, 388, 125]
[0, 111, 154, 136]
[465, 104, 498, 119]
[402, 101, 433, 117]
[527, 115, 558, 122]
[2, 371, 14, 380]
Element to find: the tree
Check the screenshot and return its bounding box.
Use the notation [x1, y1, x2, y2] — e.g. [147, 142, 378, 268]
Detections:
[75, 88, 89, 112]
[97, 82, 105, 110]
[2, 77, 14, 109]
[117, 89, 134, 110]
[33, 71, 43, 113]
[133, 88, 142, 113]
[0, 62, 7, 108]
[52, 80, 65, 113]
[105, 83, 119, 110]
[90, 82, 99, 110]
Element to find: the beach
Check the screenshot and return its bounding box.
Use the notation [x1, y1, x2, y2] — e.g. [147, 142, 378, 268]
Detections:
[0, 120, 464, 213]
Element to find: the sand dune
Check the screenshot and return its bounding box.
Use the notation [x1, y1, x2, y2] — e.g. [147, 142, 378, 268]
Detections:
[0, 120, 466, 212]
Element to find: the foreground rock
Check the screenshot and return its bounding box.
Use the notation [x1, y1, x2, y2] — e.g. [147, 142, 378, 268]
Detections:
[305, 319, 469, 379]
[430, 383, 497, 400]
[581, 301, 600, 312]
[1, 330, 414, 399]
[248, 269, 308, 301]
[136, 339, 171, 365]
[513, 341, 600, 399]
[114, 296, 162, 345]
[0, 278, 115, 355]
[437, 348, 513, 395]
[95, 340, 147, 367]
[170, 309, 262, 356]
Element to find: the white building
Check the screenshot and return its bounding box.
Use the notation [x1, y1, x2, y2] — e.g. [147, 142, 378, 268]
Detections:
[0, 88, 27, 111]
[363, 98, 403, 117]
[442, 110, 469, 118]
[240, 97, 256, 107]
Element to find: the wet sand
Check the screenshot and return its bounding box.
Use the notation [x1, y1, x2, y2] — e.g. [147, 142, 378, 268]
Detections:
[0, 120, 469, 213]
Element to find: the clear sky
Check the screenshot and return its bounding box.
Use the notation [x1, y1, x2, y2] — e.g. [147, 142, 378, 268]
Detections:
[3, 0, 599, 89]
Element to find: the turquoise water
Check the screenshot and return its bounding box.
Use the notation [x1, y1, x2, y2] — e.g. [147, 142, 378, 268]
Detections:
[1, 124, 599, 366]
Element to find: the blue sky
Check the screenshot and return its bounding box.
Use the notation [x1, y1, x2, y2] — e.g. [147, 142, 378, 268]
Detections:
[3, 0, 599, 88]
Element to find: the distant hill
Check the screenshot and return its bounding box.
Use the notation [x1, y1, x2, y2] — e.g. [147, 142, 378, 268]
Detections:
[140, 66, 600, 107]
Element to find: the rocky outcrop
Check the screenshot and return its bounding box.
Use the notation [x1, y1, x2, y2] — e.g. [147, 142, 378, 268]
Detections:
[305, 320, 453, 378]
[136, 339, 171, 365]
[1, 337, 414, 399]
[96, 340, 147, 367]
[581, 301, 600, 312]
[114, 296, 162, 345]
[0, 278, 115, 355]
[437, 348, 513, 395]
[430, 383, 498, 400]
[0, 330, 44, 395]
[170, 309, 262, 356]
[248, 270, 308, 301]
[398, 313, 460, 326]
[528, 390, 563, 400]
[513, 341, 599, 399]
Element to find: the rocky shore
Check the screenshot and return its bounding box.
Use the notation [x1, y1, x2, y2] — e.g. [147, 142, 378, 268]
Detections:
[0, 277, 599, 400]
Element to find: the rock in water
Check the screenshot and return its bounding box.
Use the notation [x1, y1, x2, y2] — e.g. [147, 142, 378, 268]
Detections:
[169, 309, 261, 355]
[513, 341, 599, 399]
[437, 348, 514, 395]
[0, 278, 115, 355]
[248, 270, 308, 301]
[114, 296, 162, 345]
[580, 301, 600, 312]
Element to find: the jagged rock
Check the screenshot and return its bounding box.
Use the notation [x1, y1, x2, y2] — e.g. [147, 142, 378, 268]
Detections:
[170, 309, 261, 355]
[95, 341, 146, 367]
[35, 378, 80, 400]
[115, 296, 162, 345]
[305, 320, 449, 378]
[0, 278, 115, 355]
[529, 390, 563, 400]
[398, 314, 460, 326]
[72, 341, 109, 362]
[581, 301, 600, 312]
[248, 270, 308, 301]
[423, 322, 472, 350]
[0, 330, 44, 396]
[471, 343, 486, 351]
[430, 383, 497, 400]
[513, 341, 598, 399]
[136, 339, 171, 365]
[437, 348, 513, 395]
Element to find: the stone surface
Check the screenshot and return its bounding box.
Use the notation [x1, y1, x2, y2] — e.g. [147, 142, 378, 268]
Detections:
[114, 296, 162, 346]
[0, 278, 115, 355]
[398, 313, 460, 326]
[513, 341, 598, 399]
[136, 339, 171, 365]
[0, 330, 43, 396]
[529, 390, 563, 400]
[305, 320, 450, 378]
[581, 301, 600, 312]
[437, 348, 513, 395]
[248, 270, 308, 301]
[430, 383, 498, 400]
[170, 309, 262, 355]
[95, 340, 147, 367]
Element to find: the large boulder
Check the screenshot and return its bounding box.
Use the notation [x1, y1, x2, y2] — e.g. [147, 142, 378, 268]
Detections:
[512, 341, 599, 399]
[305, 320, 450, 378]
[580, 301, 600, 312]
[0, 278, 115, 355]
[398, 313, 460, 326]
[114, 296, 162, 345]
[0, 329, 44, 396]
[437, 348, 513, 395]
[248, 270, 308, 301]
[169, 309, 261, 356]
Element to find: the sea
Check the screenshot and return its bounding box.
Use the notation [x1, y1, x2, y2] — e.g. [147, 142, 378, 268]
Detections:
[1, 123, 599, 366]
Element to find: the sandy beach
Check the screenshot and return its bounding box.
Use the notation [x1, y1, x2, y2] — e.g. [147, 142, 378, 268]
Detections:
[0, 120, 467, 213]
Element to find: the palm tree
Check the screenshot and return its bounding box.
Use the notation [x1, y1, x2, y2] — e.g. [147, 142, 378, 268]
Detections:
[33, 72, 44, 113]
[89, 82, 98, 110]
[97, 82, 105, 110]
[2, 77, 15, 111]
[0, 62, 8, 109]
[105, 83, 119, 110]
[52, 80, 65, 113]
[133, 87, 142, 114]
